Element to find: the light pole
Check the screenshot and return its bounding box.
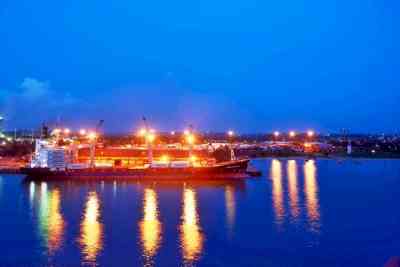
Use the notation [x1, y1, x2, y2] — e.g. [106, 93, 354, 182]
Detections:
[184, 125, 195, 158]
[227, 130, 236, 161]
[138, 126, 156, 164]
[273, 131, 280, 143]
[146, 131, 155, 164]
[186, 133, 195, 158]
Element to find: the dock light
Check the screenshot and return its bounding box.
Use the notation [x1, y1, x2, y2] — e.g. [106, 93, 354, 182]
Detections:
[274, 131, 280, 137]
[79, 129, 87, 135]
[160, 155, 170, 162]
[227, 130, 235, 137]
[87, 132, 97, 141]
[186, 134, 195, 145]
[307, 130, 315, 137]
[289, 131, 296, 137]
[138, 128, 147, 136]
[146, 133, 156, 143]
[53, 128, 61, 135]
[304, 142, 312, 148]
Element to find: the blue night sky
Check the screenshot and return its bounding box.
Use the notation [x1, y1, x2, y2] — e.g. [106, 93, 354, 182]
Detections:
[0, 0, 399, 133]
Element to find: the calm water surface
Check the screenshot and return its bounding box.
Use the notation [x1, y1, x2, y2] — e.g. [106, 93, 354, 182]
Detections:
[1, 159, 400, 267]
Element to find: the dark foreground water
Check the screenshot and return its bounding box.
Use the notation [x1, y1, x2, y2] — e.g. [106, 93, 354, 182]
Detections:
[1, 159, 400, 267]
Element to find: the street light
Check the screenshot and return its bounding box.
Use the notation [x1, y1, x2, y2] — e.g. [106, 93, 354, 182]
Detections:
[138, 128, 147, 137]
[79, 129, 87, 136]
[227, 130, 236, 160]
[87, 132, 97, 141]
[87, 131, 97, 168]
[289, 131, 296, 138]
[53, 128, 61, 135]
[64, 128, 70, 135]
[147, 133, 156, 143]
[186, 133, 195, 145]
[307, 130, 315, 138]
[274, 131, 280, 137]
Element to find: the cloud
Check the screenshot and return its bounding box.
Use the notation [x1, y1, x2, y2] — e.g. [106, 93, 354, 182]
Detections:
[20, 77, 50, 101]
[1, 77, 86, 127]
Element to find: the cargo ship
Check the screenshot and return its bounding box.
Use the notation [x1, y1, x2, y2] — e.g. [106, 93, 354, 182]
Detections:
[21, 128, 259, 180]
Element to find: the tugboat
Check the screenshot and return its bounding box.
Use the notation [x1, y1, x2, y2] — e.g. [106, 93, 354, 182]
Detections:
[21, 124, 257, 181]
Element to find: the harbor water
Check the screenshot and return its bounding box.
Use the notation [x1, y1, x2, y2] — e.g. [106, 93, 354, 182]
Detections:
[0, 159, 400, 266]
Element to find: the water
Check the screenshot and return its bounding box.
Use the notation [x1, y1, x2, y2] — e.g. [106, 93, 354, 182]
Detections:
[1, 159, 400, 267]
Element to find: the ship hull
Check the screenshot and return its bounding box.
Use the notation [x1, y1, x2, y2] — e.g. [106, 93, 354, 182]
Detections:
[21, 159, 252, 181]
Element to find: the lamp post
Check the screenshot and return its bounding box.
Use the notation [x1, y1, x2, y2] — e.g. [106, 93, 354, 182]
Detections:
[186, 133, 195, 158]
[227, 130, 236, 161]
[184, 125, 195, 158]
[273, 131, 280, 143]
[146, 132, 155, 164]
[138, 126, 156, 164]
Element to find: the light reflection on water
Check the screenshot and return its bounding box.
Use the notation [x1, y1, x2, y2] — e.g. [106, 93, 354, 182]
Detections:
[269, 159, 321, 233]
[180, 187, 204, 265]
[79, 191, 103, 265]
[270, 159, 285, 227]
[139, 188, 162, 266]
[224, 185, 236, 237]
[287, 160, 300, 221]
[33, 182, 65, 256]
[304, 160, 321, 232]
[17, 159, 326, 266]
[47, 189, 65, 255]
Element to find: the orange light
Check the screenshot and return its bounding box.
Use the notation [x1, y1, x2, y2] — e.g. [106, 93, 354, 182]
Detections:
[190, 155, 197, 162]
[307, 130, 315, 137]
[138, 128, 147, 136]
[289, 131, 296, 137]
[147, 133, 155, 143]
[53, 128, 61, 135]
[186, 134, 195, 145]
[87, 132, 97, 141]
[274, 131, 280, 137]
[304, 142, 312, 148]
[160, 155, 169, 162]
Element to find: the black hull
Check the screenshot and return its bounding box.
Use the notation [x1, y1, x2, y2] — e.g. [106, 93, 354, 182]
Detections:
[21, 159, 252, 181]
